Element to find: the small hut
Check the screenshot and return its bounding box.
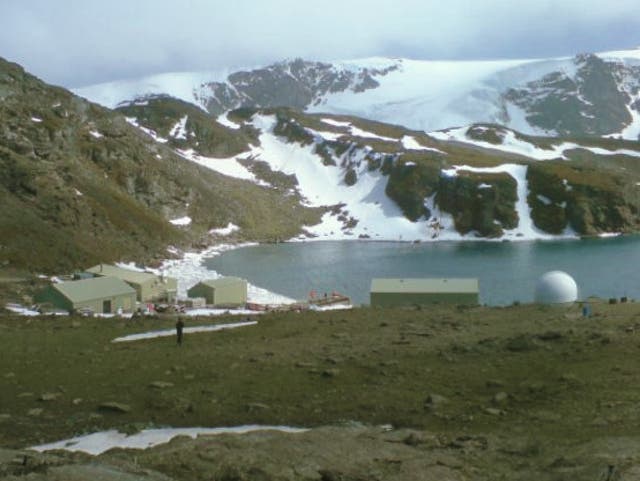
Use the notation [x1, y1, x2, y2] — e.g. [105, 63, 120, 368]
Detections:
[188, 277, 248, 307]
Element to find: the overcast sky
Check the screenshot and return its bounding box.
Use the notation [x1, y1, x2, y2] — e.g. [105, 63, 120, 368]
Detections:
[2, 0, 640, 88]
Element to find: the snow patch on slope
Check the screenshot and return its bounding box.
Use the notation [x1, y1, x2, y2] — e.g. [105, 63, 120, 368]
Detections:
[125, 117, 168, 143]
[430, 127, 562, 160]
[217, 112, 241, 130]
[169, 115, 188, 139]
[176, 149, 270, 186]
[209, 223, 240, 236]
[619, 93, 640, 141]
[320, 118, 397, 142]
[401, 135, 446, 154]
[430, 127, 640, 160]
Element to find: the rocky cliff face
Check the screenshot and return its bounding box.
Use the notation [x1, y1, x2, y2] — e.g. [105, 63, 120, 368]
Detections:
[504, 54, 640, 137]
[195, 59, 397, 115]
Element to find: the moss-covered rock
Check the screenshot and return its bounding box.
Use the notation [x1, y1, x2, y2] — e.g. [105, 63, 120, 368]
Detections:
[344, 168, 357, 186]
[437, 171, 518, 237]
[385, 160, 440, 221]
[527, 162, 640, 235]
[273, 112, 315, 146]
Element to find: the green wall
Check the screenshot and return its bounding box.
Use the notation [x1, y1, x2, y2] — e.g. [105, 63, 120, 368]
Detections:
[188, 281, 247, 306]
[370, 292, 478, 307]
[34, 286, 74, 312]
[35, 286, 136, 313]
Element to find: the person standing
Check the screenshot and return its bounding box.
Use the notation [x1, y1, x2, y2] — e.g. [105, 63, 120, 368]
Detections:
[176, 317, 185, 346]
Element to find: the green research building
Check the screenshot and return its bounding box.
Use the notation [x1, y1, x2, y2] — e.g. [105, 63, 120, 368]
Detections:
[370, 278, 479, 307]
[35, 277, 137, 314]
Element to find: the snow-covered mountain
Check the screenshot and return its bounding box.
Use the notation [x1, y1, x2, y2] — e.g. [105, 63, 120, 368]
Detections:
[75, 48, 640, 139]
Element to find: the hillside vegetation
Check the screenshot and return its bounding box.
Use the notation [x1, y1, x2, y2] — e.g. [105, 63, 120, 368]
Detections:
[0, 58, 322, 273]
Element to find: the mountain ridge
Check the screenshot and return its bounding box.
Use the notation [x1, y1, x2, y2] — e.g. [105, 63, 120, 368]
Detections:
[75, 48, 640, 139]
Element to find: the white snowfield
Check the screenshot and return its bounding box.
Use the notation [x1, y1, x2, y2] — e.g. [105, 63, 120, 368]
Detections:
[30, 425, 308, 455]
[75, 48, 640, 140]
[111, 320, 257, 343]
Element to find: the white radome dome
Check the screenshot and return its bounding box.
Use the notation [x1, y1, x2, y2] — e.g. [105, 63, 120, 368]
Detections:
[534, 271, 578, 304]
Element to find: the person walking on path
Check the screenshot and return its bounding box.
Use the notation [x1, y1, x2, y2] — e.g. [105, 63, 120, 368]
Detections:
[176, 317, 185, 346]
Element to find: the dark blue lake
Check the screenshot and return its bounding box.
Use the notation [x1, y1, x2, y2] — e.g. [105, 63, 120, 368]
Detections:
[204, 236, 640, 305]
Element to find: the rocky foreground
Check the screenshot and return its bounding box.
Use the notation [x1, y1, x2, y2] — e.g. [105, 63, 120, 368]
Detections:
[2, 424, 640, 480]
[2, 301, 640, 479]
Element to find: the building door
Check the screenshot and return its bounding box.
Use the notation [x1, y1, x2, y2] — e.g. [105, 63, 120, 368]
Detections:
[103, 300, 112, 313]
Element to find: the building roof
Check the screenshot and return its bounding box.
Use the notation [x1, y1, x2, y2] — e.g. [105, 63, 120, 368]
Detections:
[53, 276, 136, 303]
[371, 278, 479, 294]
[196, 277, 247, 289]
[86, 264, 163, 285]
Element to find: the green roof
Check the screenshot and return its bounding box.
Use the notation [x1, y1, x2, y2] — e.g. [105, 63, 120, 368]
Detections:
[86, 264, 166, 285]
[371, 278, 479, 294]
[199, 277, 247, 288]
[54, 277, 136, 302]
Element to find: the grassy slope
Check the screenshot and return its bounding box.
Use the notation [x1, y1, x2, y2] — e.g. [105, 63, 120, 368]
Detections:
[1, 302, 640, 453]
